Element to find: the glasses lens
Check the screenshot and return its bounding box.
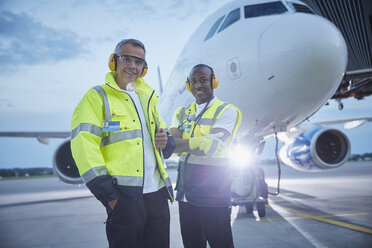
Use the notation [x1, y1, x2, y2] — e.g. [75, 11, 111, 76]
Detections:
[118, 55, 145, 67]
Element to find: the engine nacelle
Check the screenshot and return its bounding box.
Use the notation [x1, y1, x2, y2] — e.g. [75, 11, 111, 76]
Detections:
[53, 140, 83, 184]
[279, 127, 350, 172]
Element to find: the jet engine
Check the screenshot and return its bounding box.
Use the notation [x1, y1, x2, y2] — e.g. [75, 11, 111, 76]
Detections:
[53, 140, 83, 184]
[279, 127, 350, 172]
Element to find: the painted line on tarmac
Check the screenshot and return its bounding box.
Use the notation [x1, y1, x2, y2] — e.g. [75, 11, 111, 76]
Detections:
[261, 212, 368, 222]
[287, 210, 372, 234]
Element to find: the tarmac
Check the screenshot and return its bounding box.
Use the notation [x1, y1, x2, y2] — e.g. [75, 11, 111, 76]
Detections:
[0, 161, 371, 247]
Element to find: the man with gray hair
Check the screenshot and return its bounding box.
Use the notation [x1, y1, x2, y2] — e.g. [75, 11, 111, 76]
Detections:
[71, 39, 175, 248]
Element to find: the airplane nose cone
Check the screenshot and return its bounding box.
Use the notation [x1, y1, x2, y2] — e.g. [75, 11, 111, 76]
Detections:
[258, 14, 347, 97]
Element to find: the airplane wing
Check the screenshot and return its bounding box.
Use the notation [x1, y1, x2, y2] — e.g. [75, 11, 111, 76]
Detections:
[0, 132, 70, 138]
[0, 131, 81, 183]
[315, 117, 372, 129]
[0, 132, 70, 144]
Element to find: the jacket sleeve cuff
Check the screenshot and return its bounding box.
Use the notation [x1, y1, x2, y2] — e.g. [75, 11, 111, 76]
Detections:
[162, 134, 175, 159]
[86, 175, 119, 207]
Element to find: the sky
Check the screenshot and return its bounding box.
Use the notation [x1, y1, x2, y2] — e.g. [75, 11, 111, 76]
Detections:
[0, 0, 371, 168]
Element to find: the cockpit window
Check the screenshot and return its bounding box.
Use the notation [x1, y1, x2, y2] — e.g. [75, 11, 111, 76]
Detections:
[287, 2, 314, 14]
[218, 8, 240, 33]
[204, 16, 225, 41]
[244, 1, 287, 19]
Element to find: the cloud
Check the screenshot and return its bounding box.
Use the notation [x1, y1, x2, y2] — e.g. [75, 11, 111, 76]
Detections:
[98, 0, 222, 22]
[0, 10, 86, 70]
[0, 98, 14, 109]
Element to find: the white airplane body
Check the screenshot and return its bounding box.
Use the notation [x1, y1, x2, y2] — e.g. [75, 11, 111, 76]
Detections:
[1, 0, 371, 184]
[159, 0, 347, 139]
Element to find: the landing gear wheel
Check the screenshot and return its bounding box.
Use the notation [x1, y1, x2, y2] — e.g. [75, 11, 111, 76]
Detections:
[245, 204, 253, 214]
[257, 202, 266, 217]
[257, 167, 268, 200]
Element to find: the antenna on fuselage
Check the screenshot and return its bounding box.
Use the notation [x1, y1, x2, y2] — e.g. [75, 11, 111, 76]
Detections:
[157, 66, 163, 94]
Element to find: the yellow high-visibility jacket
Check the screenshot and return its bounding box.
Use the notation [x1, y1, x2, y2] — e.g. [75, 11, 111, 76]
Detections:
[71, 72, 174, 206]
[175, 99, 241, 207]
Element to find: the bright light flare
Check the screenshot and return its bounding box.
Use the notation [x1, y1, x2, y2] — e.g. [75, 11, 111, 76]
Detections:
[230, 144, 255, 167]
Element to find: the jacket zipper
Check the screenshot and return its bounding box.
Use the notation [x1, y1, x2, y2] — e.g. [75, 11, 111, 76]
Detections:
[123, 91, 145, 189]
[147, 91, 160, 178]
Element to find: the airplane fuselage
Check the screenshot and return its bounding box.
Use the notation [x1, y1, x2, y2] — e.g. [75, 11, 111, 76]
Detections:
[159, 0, 347, 140]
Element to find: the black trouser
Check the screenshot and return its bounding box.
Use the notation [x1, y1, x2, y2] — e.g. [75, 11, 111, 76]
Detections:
[178, 201, 234, 248]
[106, 187, 170, 248]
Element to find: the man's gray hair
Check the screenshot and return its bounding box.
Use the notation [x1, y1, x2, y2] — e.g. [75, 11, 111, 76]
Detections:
[114, 39, 146, 55]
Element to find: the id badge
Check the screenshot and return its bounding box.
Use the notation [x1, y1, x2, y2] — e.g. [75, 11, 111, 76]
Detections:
[103, 121, 120, 132]
[183, 124, 192, 134]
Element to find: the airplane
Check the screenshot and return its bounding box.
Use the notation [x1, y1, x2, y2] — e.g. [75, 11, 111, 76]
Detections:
[158, 0, 370, 173]
[1, 0, 371, 193]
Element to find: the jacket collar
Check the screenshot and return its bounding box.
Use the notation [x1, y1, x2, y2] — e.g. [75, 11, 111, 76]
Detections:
[105, 72, 155, 97]
[189, 96, 218, 111]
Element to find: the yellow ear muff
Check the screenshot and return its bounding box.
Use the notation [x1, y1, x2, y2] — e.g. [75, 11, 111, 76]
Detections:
[108, 53, 116, 71]
[212, 73, 218, 89]
[186, 78, 191, 92]
[141, 63, 148, 77]
[186, 73, 218, 92]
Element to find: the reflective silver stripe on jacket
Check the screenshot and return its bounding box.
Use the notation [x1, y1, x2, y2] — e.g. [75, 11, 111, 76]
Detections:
[197, 103, 229, 126]
[93, 85, 111, 121]
[71, 123, 103, 139]
[198, 118, 213, 125]
[180, 103, 228, 126]
[196, 103, 229, 126]
[113, 175, 171, 188]
[205, 139, 220, 157]
[82, 166, 108, 183]
[101, 129, 142, 146]
[113, 175, 143, 186]
[212, 103, 228, 126]
[179, 153, 229, 166]
[176, 107, 187, 123]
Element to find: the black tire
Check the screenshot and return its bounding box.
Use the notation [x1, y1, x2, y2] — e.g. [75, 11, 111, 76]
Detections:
[245, 204, 253, 214]
[260, 180, 268, 200]
[257, 202, 266, 217]
[257, 166, 268, 200]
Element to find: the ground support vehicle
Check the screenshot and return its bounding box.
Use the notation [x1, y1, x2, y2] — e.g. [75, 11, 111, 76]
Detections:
[231, 165, 268, 217]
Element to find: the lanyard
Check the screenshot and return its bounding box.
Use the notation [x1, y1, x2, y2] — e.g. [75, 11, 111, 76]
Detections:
[184, 97, 213, 164]
[190, 98, 213, 138]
